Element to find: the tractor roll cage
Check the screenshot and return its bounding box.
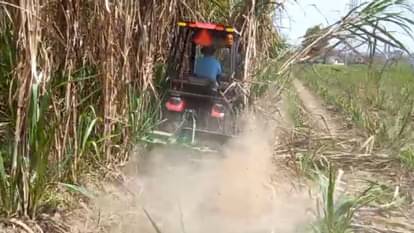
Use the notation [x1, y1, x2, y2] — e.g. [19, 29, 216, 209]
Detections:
[166, 21, 241, 84]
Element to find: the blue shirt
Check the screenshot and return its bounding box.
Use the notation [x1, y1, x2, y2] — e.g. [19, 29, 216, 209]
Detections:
[194, 56, 222, 82]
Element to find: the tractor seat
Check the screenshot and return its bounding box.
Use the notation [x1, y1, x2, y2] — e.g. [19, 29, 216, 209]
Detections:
[180, 74, 218, 95]
[187, 75, 213, 87]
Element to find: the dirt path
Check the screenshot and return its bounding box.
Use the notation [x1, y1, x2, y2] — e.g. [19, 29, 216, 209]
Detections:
[68, 91, 312, 233]
[292, 79, 343, 135]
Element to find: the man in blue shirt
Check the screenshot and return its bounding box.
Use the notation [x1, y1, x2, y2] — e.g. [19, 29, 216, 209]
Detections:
[194, 46, 222, 90]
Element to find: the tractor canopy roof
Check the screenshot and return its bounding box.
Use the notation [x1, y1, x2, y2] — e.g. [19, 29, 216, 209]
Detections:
[177, 21, 239, 35]
[178, 21, 239, 47]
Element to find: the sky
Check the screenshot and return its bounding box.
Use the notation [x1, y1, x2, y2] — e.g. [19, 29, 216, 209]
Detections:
[279, 0, 414, 52]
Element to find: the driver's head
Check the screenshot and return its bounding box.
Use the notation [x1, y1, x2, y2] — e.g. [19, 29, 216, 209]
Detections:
[201, 46, 216, 56]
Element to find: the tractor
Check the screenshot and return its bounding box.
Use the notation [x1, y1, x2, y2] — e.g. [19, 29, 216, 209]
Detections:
[149, 21, 245, 146]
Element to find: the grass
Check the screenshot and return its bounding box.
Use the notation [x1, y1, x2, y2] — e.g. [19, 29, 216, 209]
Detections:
[296, 63, 414, 156]
[400, 146, 414, 170]
[286, 69, 412, 232]
[290, 62, 414, 232]
[312, 167, 380, 233]
[285, 84, 320, 177]
[0, 80, 53, 217]
[287, 86, 305, 128]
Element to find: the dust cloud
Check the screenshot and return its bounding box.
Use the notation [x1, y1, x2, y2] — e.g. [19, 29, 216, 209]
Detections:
[86, 114, 314, 233]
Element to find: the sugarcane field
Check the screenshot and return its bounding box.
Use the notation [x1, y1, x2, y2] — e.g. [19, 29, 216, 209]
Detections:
[0, 0, 414, 232]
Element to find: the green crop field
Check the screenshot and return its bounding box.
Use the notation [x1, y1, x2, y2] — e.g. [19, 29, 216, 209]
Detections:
[295, 63, 414, 168]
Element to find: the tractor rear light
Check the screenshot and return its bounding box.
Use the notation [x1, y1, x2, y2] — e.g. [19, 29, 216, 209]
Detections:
[166, 97, 186, 112]
[177, 22, 187, 27]
[211, 103, 225, 118]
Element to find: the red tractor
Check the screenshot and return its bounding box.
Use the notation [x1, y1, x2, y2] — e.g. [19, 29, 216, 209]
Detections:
[153, 21, 245, 145]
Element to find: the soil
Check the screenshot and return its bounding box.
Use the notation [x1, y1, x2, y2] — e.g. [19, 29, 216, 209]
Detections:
[3, 79, 413, 233]
[292, 79, 342, 134]
[68, 90, 314, 233]
[61, 80, 413, 233]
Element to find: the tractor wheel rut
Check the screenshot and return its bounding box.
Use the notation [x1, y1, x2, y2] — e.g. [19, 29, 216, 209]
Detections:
[292, 79, 343, 135]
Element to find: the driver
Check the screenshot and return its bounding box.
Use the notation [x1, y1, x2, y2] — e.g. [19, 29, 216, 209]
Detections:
[194, 46, 222, 90]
